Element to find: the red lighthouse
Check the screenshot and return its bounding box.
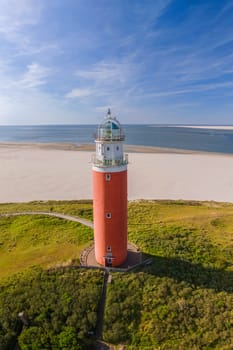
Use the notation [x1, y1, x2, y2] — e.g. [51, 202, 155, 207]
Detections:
[92, 109, 128, 267]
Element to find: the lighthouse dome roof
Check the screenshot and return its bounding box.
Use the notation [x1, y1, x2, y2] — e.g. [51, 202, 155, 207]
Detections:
[103, 119, 120, 130]
[96, 109, 125, 141]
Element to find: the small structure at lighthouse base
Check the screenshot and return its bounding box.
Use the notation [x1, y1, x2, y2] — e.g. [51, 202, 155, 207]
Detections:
[80, 242, 142, 270]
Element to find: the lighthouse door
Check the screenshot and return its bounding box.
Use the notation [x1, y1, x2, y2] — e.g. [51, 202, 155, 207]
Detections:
[107, 258, 112, 267]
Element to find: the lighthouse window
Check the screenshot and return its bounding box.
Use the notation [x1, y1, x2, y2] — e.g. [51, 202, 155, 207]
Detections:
[116, 146, 119, 151]
[106, 146, 110, 151]
[106, 212, 111, 219]
[105, 174, 111, 181]
[107, 246, 111, 252]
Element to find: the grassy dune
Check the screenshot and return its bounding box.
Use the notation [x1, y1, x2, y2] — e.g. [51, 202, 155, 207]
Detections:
[128, 200, 233, 269]
[0, 200, 233, 349]
[0, 200, 93, 220]
[0, 202, 93, 279]
[105, 201, 233, 349]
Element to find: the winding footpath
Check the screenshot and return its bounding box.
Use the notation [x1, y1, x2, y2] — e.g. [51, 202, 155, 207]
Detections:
[0, 211, 94, 228]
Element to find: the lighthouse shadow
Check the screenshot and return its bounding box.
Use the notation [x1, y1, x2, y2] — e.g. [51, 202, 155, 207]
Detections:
[140, 254, 233, 293]
[119, 248, 142, 269]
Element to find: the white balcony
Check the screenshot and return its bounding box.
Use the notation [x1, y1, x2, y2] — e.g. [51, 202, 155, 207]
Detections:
[92, 154, 128, 167]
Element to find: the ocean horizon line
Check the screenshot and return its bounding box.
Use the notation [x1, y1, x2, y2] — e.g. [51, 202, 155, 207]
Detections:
[1, 123, 233, 127]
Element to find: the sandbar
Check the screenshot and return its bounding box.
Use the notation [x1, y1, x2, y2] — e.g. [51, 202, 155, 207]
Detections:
[172, 125, 233, 130]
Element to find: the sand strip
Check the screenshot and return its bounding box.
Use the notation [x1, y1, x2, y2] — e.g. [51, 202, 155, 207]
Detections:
[171, 125, 233, 130]
[0, 144, 232, 203]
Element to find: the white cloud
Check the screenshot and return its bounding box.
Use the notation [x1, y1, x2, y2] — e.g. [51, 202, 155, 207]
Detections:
[218, 0, 233, 16]
[0, 62, 50, 95]
[0, 0, 41, 39]
[67, 60, 139, 102]
[0, 0, 49, 61]
[14, 63, 49, 89]
[0, 89, 84, 125]
[64, 59, 137, 103]
[142, 80, 233, 100]
[14, 43, 60, 58]
[133, 0, 171, 34]
[0, 1, 233, 125]
[0, 0, 62, 61]
[76, 62, 131, 83]
[0, 59, 11, 75]
[0, 61, 51, 124]
[65, 88, 93, 99]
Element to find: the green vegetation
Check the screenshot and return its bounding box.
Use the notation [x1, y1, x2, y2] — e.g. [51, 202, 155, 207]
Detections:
[0, 200, 93, 220]
[0, 268, 103, 349]
[0, 200, 233, 349]
[0, 215, 92, 279]
[128, 200, 233, 270]
[104, 201, 233, 349]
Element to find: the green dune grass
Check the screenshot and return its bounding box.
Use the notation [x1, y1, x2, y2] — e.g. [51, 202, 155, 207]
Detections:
[0, 200, 232, 349]
[0, 211, 93, 279]
[0, 200, 93, 220]
[104, 200, 233, 349]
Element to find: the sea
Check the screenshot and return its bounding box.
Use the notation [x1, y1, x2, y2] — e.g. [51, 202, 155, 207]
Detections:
[0, 124, 233, 154]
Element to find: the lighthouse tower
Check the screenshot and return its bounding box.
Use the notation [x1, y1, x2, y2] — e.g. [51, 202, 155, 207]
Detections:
[92, 109, 128, 267]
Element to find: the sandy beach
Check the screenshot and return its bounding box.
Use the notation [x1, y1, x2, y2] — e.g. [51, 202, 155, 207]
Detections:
[0, 143, 233, 203]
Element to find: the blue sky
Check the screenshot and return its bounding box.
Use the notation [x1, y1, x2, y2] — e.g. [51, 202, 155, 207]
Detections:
[1, 0, 233, 125]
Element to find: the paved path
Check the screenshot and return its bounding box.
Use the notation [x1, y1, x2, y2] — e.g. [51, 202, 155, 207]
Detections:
[0, 211, 94, 228]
